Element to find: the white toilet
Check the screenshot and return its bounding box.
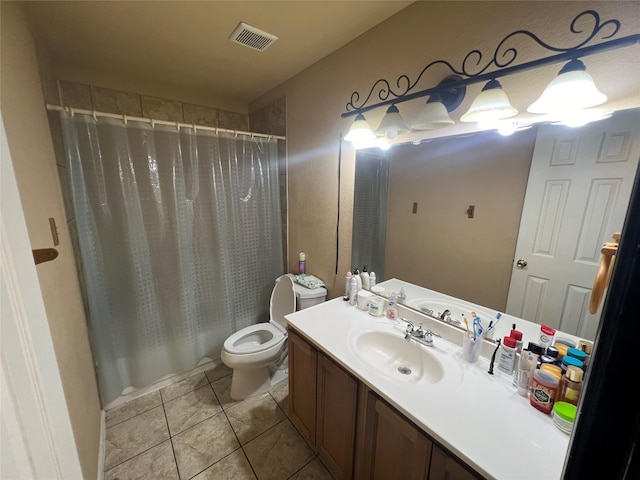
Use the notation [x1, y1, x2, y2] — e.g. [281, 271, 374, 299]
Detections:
[221, 273, 326, 400]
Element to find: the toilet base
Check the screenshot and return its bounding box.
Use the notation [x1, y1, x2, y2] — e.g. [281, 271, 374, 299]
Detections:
[229, 366, 271, 400]
[228, 354, 289, 401]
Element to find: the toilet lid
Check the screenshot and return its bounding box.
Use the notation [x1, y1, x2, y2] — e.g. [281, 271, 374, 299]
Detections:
[270, 274, 296, 330]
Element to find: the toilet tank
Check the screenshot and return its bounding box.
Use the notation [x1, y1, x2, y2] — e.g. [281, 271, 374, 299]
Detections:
[293, 283, 327, 310]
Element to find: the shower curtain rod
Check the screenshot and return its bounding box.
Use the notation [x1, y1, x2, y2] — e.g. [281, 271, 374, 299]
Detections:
[45, 104, 286, 141]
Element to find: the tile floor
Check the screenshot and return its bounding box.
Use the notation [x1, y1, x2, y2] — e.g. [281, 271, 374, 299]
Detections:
[104, 364, 334, 480]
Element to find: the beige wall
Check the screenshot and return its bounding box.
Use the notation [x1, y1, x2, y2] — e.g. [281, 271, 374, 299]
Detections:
[251, 1, 640, 298]
[0, 3, 101, 479]
[385, 129, 537, 310]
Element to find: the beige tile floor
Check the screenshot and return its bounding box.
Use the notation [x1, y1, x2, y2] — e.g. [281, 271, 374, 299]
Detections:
[104, 364, 334, 480]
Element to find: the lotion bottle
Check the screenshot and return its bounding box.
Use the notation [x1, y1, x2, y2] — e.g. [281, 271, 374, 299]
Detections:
[369, 272, 376, 288]
[353, 269, 362, 290]
[360, 266, 370, 290]
[497, 336, 517, 374]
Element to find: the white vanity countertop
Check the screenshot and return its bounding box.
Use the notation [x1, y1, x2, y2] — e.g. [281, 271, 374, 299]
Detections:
[285, 280, 576, 480]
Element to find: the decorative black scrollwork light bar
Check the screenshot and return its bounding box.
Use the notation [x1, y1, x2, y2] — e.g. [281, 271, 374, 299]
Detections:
[342, 10, 640, 146]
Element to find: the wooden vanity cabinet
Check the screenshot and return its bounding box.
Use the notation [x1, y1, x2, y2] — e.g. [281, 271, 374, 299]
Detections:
[316, 351, 358, 479]
[429, 445, 483, 480]
[356, 388, 432, 480]
[288, 327, 358, 480]
[288, 326, 483, 480]
[288, 328, 317, 444]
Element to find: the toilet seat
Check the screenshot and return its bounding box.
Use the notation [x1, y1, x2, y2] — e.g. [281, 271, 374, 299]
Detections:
[223, 321, 285, 355]
[222, 274, 295, 358]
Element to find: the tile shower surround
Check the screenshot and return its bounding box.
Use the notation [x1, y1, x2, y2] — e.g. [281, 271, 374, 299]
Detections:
[103, 363, 333, 480]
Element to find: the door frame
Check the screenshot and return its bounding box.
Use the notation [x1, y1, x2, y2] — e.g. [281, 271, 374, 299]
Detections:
[1, 115, 83, 478]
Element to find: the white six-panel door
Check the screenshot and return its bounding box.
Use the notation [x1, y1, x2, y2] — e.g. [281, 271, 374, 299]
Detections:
[506, 109, 640, 340]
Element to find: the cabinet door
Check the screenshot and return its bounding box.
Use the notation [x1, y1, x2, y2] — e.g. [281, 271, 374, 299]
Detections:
[429, 445, 482, 480]
[316, 352, 358, 480]
[288, 328, 317, 444]
[359, 391, 432, 480]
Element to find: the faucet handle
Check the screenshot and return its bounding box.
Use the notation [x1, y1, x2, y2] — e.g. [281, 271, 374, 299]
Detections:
[424, 329, 441, 338]
[404, 321, 414, 340]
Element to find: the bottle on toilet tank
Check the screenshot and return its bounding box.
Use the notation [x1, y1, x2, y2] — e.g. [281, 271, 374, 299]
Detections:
[349, 276, 358, 306]
[360, 266, 370, 290]
[352, 269, 362, 290]
[298, 252, 306, 274]
[343, 271, 352, 300]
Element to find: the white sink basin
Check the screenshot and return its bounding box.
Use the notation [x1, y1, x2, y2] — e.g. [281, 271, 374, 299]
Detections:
[353, 330, 444, 385]
[407, 298, 494, 332]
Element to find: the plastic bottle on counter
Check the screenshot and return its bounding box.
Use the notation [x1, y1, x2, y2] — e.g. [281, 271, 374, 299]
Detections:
[369, 271, 376, 288]
[516, 349, 539, 397]
[343, 271, 352, 301]
[360, 266, 370, 290]
[510, 325, 524, 353]
[567, 347, 588, 366]
[497, 336, 517, 374]
[530, 369, 560, 414]
[349, 276, 358, 306]
[298, 252, 306, 274]
[386, 291, 398, 319]
[539, 325, 556, 352]
[557, 365, 584, 406]
[527, 342, 546, 369]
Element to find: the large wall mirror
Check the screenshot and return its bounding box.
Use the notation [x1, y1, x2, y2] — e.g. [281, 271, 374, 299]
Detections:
[352, 108, 640, 341]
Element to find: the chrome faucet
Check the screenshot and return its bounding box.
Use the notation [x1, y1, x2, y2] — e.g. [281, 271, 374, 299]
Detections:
[439, 309, 451, 320]
[403, 320, 440, 347]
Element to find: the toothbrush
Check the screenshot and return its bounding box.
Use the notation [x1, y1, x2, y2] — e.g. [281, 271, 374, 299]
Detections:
[463, 315, 471, 337]
[486, 312, 502, 336]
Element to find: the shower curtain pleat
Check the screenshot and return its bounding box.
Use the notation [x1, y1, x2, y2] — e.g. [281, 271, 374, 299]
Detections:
[59, 112, 283, 405]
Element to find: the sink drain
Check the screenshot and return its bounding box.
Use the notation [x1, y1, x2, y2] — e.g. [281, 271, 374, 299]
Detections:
[397, 365, 412, 375]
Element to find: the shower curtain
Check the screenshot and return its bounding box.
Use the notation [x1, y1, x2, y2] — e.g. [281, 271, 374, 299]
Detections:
[352, 149, 389, 280]
[58, 112, 283, 405]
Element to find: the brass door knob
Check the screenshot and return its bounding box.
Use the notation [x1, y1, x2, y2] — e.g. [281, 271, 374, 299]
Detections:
[516, 259, 528, 269]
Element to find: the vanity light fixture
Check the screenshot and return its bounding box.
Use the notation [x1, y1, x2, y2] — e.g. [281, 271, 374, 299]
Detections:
[344, 113, 376, 145]
[374, 105, 410, 139]
[411, 98, 455, 130]
[341, 10, 639, 143]
[528, 59, 607, 115]
[411, 75, 464, 130]
[460, 79, 518, 124]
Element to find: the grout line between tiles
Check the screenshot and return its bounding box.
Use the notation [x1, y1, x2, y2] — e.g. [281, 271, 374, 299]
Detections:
[105, 402, 162, 429]
[161, 397, 181, 479]
[217, 395, 261, 480]
[103, 437, 169, 474]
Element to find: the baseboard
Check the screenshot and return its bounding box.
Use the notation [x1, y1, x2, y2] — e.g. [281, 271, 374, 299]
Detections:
[96, 409, 106, 480]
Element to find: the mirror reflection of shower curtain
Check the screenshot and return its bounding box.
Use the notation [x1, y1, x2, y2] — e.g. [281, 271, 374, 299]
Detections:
[57, 112, 283, 405]
[352, 150, 389, 281]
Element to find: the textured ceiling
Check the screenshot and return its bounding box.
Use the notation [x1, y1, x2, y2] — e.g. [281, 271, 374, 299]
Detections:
[24, 1, 413, 105]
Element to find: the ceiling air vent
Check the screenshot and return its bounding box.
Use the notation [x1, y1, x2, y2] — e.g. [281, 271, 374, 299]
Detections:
[229, 22, 278, 52]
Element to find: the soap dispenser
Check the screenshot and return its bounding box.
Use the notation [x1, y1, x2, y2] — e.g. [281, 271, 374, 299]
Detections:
[397, 286, 407, 305]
